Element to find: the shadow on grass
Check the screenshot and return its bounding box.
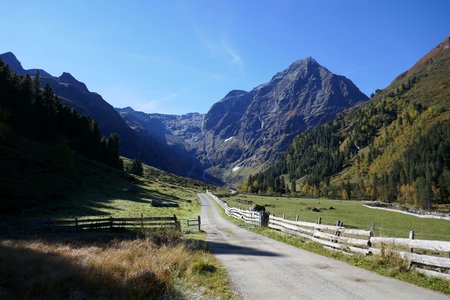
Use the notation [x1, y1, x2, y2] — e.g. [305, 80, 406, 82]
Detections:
[0, 140, 190, 220]
[22, 176, 188, 220]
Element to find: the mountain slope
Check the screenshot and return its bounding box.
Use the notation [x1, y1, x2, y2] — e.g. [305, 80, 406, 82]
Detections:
[242, 36, 450, 208]
[118, 58, 368, 185]
[0, 59, 124, 212]
[0, 52, 206, 179]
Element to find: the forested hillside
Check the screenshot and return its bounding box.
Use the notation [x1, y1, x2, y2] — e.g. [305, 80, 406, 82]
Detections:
[0, 59, 123, 212]
[240, 36, 450, 209]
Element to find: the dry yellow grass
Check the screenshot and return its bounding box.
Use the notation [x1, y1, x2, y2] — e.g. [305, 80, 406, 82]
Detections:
[0, 230, 235, 299]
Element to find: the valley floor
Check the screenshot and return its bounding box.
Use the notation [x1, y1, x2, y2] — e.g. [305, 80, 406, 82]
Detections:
[222, 194, 450, 241]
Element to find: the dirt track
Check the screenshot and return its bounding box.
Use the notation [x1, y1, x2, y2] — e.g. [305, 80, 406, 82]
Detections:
[198, 193, 449, 300]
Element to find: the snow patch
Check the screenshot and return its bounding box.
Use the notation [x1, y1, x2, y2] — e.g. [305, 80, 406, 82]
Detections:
[224, 136, 234, 143]
[232, 166, 241, 172]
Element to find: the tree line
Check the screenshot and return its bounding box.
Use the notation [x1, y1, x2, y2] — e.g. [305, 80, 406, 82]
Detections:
[0, 59, 123, 169]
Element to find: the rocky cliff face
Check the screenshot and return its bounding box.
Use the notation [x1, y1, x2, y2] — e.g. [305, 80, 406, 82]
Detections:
[118, 57, 368, 185]
[202, 57, 368, 183]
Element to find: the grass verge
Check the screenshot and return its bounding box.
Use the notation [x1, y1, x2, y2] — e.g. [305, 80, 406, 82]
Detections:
[0, 229, 236, 300]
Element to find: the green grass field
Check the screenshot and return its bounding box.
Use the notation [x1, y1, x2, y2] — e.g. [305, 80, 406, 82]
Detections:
[222, 194, 450, 241]
[10, 155, 216, 229]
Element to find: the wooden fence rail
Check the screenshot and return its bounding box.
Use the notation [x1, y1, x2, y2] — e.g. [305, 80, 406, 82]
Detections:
[206, 190, 450, 281]
[207, 190, 263, 226]
[46, 214, 181, 231]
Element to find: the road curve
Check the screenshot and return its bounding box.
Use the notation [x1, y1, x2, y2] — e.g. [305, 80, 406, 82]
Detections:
[198, 193, 449, 300]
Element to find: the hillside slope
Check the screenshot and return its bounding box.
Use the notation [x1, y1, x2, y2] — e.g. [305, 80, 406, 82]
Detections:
[0, 59, 212, 215]
[0, 52, 207, 181]
[242, 36, 450, 209]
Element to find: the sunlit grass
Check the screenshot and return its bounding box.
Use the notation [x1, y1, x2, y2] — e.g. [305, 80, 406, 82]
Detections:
[223, 194, 450, 241]
[0, 230, 236, 299]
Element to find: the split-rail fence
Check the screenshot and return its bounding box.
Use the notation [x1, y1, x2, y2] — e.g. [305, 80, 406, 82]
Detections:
[206, 190, 450, 281]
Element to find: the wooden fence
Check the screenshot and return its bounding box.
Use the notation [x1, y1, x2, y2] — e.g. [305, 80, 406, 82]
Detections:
[207, 191, 450, 280]
[46, 214, 181, 231]
[186, 216, 201, 231]
[207, 191, 263, 226]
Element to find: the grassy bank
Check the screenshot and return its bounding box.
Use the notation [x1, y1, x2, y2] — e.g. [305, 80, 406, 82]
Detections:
[221, 194, 450, 241]
[5, 156, 213, 225]
[0, 150, 235, 298]
[0, 229, 236, 299]
[209, 195, 450, 295]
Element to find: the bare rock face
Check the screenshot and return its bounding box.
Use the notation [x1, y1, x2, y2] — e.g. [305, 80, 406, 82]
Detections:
[200, 57, 368, 184]
[118, 57, 368, 185]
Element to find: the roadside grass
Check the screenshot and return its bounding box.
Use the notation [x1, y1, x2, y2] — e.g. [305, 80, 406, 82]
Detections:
[209, 195, 450, 295]
[221, 194, 450, 241]
[0, 229, 236, 299]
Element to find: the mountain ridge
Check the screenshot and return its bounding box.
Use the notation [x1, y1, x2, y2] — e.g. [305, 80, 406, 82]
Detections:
[1, 52, 369, 186]
[118, 57, 368, 185]
[0, 52, 211, 182]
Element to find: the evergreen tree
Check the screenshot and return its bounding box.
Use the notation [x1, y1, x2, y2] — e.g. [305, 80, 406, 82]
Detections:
[129, 159, 144, 176]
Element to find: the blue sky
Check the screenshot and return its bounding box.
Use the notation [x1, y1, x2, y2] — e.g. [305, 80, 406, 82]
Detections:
[1, 1, 449, 114]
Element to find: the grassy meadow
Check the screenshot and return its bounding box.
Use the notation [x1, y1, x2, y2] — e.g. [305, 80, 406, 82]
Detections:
[221, 194, 450, 241]
[7, 156, 214, 224]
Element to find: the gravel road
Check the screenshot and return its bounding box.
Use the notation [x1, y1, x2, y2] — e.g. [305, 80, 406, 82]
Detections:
[198, 193, 449, 300]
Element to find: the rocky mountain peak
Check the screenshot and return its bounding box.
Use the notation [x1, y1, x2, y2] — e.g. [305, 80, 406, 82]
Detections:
[119, 106, 136, 113]
[58, 72, 90, 94]
[0, 52, 52, 78]
[0, 52, 26, 74]
[270, 56, 326, 83]
[222, 90, 248, 100]
[197, 57, 369, 184]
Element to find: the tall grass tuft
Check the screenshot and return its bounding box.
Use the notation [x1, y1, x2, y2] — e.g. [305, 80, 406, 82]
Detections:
[0, 231, 235, 299]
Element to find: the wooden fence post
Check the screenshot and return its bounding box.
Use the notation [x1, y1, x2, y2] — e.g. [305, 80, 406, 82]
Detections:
[109, 216, 113, 230]
[197, 215, 201, 231]
[296, 214, 299, 222]
[315, 217, 322, 233]
[282, 214, 285, 219]
[173, 215, 181, 231]
[75, 217, 78, 231]
[332, 220, 341, 243]
[368, 223, 375, 247]
[409, 230, 415, 253]
[260, 211, 269, 227]
[141, 213, 144, 230]
[369, 224, 375, 237]
[408, 230, 415, 269]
